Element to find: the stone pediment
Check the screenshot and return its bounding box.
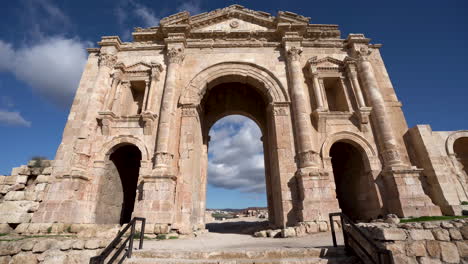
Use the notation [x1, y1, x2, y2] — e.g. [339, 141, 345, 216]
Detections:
[194, 18, 269, 32]
[308, 56, 344, 67]
[123, 62, 152, 72]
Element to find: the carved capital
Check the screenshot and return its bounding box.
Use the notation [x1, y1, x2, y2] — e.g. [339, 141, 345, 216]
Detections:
[167, 47, 185, 64]
[98, 53, 117, 68]
[354, 46, 372, 62]
[272, 105, 289, 116]
[382, 149, 402, 166]
[120, 81, 131, 90]
[286, 46, 302, 62]
[155, 152, 174, 167]
[181, 105, 198, 117]
[295, 150, 319, 168]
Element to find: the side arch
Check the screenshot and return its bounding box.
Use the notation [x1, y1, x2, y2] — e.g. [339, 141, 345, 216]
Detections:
[446, 130, 468, 156]
[179, 61, 289, 105]
[96, 135, 150, 162]
[321, 131, 377, 160]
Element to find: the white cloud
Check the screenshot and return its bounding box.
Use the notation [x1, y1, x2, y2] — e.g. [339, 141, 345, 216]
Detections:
[0, 37, 90, 108]
[208, 115, 266, 193]
[0, 109, 31, 127]
[134, 5, 160, 27]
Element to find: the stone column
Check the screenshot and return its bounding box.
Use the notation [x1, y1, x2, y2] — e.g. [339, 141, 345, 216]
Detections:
[311, 72, 325, 111]
[354, 47, 404, 167]
[284, 46, 317, 169]
[153, 47, 185, 175]
[345, 61, 366, 109]
[145, 62, 164, 112]
[104, 70, 122, 111]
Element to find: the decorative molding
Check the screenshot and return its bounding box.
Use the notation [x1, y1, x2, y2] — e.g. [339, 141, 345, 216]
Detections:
[98, 53, 117, 68]
[295, 150, 319, 168]
[155, 152, 174, 166]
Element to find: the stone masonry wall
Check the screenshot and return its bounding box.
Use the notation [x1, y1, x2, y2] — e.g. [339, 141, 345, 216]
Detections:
[354, 219, 468, 264]
[0, 160, 52, 232]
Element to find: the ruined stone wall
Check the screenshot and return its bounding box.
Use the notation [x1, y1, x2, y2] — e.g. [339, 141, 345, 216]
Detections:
[0, 160, 52, 232]
[354, 219, 468, 264]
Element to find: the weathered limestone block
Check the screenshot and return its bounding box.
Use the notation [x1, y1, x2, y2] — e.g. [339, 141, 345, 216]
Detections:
[448, 228, 463, 240]
[84, 239, 101, 249]
[4, 191, 25, 201]
[432, 228, 450, 241]
[281, 227, 296, 238]
[426, 240, 441, 258]
[0, 224, 12, 234]
[35, 175, 49, 184]
[305, 222, 319, 233]
[0, 241, 21, 256]
[9, 252, 38, 264]
[410, 229, 434, 241]
[418, 257, 442, 264]
[59, 240, 74, 251]
[370, 227, 407, 241]
[15, 176, 28, 185]
[422, 222, 439, 229]
[456, 241, 468, 258]
[40, 249, 67, 264]
[439, 242, 460, 263]
[383, 242, 406, 255]
[72, 240, 85, 250]
[460, 225, 468, 239]
[407, 241, 427, 257]
[32, 239, 58, 253]
[21, 240, 36, 251]
[267, 229, 281, 238]
[0, 256, 11, 264]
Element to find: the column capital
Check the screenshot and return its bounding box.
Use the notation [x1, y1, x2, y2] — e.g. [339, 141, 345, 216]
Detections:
[354, 46, 373, 62]
[98, 53, 117, 68]
[167, 47, 185, 64]
[180, 104, 200, 117]
[285, 46, 303, 62]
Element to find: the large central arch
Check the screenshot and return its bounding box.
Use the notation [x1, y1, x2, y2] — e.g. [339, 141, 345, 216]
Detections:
[175, 62, 297, 233]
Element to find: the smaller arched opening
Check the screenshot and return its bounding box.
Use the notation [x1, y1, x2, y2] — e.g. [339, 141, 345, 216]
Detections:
[454, 137, 468, 176]
[329, 141, 381, 221]
[96, 144, 142, 225]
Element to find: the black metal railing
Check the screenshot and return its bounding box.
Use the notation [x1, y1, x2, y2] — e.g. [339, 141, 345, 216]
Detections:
[329, 213, 393, 264]
[90, 217, 146, 264]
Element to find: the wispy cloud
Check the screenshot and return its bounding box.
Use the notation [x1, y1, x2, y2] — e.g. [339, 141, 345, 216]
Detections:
[177, 0, 203, 15]
[208, 115, 266, 194]
[0, 109, 31, 127]
[0, 1, 90, 108]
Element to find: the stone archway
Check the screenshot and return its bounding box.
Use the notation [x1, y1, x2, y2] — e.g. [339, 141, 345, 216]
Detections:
[95, 143, 142, 225]
[323, 134, 382, 221]
[446, 131, 468, 200]
[176, 63, 297, 233]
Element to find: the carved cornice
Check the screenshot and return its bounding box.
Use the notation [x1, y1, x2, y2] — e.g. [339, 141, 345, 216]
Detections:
[167, 47, 185, 64]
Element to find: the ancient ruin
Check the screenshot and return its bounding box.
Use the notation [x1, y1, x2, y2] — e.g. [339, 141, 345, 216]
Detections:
[2, 5, 468, 236]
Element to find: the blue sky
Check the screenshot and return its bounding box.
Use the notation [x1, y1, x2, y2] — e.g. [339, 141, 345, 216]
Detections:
[0, 0, 467, 208]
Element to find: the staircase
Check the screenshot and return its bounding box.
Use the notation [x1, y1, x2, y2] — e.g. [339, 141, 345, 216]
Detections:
[126, 246, 361, 264]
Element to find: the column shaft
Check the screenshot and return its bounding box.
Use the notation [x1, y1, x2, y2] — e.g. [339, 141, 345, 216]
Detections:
[312, 74, 325, 110]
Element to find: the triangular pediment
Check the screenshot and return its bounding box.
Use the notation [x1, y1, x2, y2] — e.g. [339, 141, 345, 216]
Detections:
[308, 56, 344, 67]
[115, 62, 152, 72]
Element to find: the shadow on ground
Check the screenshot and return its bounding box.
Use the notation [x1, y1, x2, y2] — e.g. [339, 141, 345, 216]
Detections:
[206, 220, 271, 235]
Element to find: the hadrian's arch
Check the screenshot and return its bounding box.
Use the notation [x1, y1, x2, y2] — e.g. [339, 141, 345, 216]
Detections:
[176, 62, 295, 231]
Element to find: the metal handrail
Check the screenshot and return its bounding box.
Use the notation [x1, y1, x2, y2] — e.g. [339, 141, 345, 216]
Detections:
[90, 217, 146, 264]
[330, 212, 393, 264]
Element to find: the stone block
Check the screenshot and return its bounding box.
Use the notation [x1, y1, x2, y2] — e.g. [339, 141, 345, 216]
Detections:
[370, 227, 407, 241]
[410, 229, 434, 240]
[281, 227, 296, 238]
[15, 176, 28, 185]
[418, 257, 442, 264]
[9, 252, 38, 264]
[84, 239, 101, 249]
[0, 256, 11, 264]
[35, 175, 49, 184]
[35, 183, 47, 192]
[407, 241, 427, 257]
[422, 222, 439, 229]
[14, 223, 29, 233]
[32, 239, 58, 253]
[439, 242, 460, 263]
[72, 240, 85, 250]
[20, 240, 35, 251]
[254, 230, 267, 237]
[459, 225, 468, 240]
[432, 228, 450, 241]
[318, 222, 328, 232]
[456, 241, 468, 258]
[267, 229, 281, 238]
[0, 241, 21, 256]
[305, 222, 318, 233]
[426, 240, 441, 258]
[4, 191, 25, 201]
[440, 222, 454, 229]
[448, 228, 462, 240]
[383, 242, 405, 255]
[0, 224, 12, 234]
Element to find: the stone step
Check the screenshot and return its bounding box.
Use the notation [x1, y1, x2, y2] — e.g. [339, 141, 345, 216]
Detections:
[126, 256, 360, 264]
[126, 247, 361, 264]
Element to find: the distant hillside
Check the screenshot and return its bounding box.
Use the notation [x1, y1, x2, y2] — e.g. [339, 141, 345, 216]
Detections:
[207, 207, 267, 212]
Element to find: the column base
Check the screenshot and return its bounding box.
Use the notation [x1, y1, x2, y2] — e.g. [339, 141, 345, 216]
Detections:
[383, 166, 442, 218]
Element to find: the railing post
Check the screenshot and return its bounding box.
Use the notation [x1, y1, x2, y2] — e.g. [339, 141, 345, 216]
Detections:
[340, 214, 350, 252]
[89, 256, 103, 264]
[128, 219, 136, 258]
[329, 213, 337, 247]
[139, 218, 146, 250]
